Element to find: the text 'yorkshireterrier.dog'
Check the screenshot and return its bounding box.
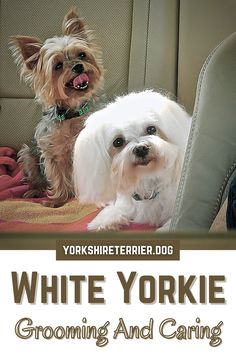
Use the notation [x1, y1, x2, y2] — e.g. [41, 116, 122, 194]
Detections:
[10, 8, 104, 207]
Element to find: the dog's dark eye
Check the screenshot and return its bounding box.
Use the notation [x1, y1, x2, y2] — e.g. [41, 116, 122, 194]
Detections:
[78, 52, 86, 60]
[113, 137, 125, 148]
[146, 126, 156, 135]
[55, 62, 63, 70]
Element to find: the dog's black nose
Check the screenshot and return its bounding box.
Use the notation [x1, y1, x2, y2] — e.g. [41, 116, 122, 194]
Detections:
[133, 145, 149, 158]
[72, 63, 84, 74]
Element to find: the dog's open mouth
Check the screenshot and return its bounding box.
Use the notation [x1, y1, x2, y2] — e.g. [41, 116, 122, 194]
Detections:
[66, 73, 89, 91]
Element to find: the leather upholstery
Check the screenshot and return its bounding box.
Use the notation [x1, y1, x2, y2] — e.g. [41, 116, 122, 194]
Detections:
[171, 33, 236, 230]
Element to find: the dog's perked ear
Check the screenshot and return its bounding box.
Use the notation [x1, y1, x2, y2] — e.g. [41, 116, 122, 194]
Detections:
[73, 126, 117, 204]
[62, 8, 88, 39]
[10, 36, 42, 71]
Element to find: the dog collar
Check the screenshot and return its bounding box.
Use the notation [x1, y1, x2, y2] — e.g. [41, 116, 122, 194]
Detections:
[56, 101, 90, 121]
[132, 191, 159, 201]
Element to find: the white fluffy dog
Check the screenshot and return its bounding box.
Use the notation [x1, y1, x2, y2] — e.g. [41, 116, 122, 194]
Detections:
[73, 90, 191, 231]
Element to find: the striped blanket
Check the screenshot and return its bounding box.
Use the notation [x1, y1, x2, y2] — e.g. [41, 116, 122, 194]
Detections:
[0, 147, 155, 232]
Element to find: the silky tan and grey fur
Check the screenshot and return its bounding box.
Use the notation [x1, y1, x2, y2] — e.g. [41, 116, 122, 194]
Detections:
[10, 8, 104, 206]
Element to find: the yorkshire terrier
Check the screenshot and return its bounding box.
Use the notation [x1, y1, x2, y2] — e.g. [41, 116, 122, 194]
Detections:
[10, 8, 104, 207]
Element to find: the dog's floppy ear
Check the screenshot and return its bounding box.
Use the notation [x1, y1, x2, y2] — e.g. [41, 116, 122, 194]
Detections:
[73, 126, 117, 204]
[156, 97, 191, 150]
[62, 8, 88, 38]
[10, 36, 42, 70]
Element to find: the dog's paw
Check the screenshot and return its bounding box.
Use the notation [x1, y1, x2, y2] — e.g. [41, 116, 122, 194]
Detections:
[23, 189, 42, 198]
[88, 214, 130, 232]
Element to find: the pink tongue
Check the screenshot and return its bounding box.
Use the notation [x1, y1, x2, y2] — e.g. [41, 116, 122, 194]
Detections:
[73, 73, 89, 88]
